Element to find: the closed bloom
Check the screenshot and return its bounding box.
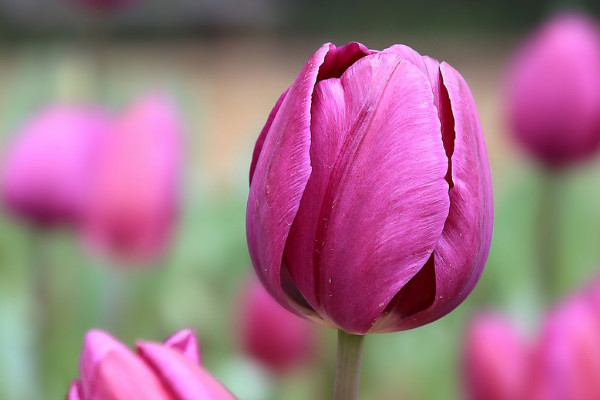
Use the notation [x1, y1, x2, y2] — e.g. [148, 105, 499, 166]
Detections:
[67, 328, 236, 400]
[1, 106, 110, 227]
[526, 295, 600, 400]
[505, 13, 600, 166]
[464, 314, 529, 400]
[247, 42, 493, 334]
[238, 277, 316, 372]
[84, 94, 181, 262]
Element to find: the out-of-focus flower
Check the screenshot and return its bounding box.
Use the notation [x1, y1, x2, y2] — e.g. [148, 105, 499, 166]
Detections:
[464, 314, 530, 400]
[84, 94, 181, 262]
[237, 277, 316, 373]
[246, 41, 493, 334]
[505, 12, 600, 167]
[0, 106, 110, 228]
[69, 0, 136, 13]
[67, 328, 236, 400]
[525, 295, 600, 400]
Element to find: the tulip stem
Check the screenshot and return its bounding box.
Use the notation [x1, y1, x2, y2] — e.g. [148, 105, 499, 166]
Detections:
[333, 330, 365, 400]
[539, 169, 561, 304]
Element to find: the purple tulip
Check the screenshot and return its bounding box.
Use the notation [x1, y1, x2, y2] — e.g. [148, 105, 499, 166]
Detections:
[526, 295, 600, 400]
[1, 106, 110, 227]
[247, 42, 493, 334]
[69, 0, 136, 13]
[67, 328, 236, 400]
[505, 12, 600, 167]
[83, 94, 181, 262]
[237, 277, 317, 373]
[464, 314, 530, 400]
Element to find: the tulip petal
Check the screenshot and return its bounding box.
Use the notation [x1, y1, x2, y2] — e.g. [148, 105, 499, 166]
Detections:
[247, 43, 372, 316]
[95, 349, 175, 400]
[66, 381, 83, 400]
[249, 89, 289, 185]
[283, 52, 450, 333]
[164, 328, 200, 364]
[138, 341, 236, 400]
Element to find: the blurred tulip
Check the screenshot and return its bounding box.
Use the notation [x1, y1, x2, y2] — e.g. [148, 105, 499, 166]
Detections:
[505, 12, 600, 167]
[67, 328, 236, 400]
[84, 94, 181, 262]
[1, 106, 110, 228]
[238, 277, 316, 373]
[464, 314, 529, 400]
[69, 0, 136, 13]
[526, 295, 600, 400]
[247, 41, 493, 334]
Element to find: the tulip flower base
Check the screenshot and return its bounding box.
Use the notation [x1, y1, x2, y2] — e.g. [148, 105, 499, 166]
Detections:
[333, 331, 365, 400]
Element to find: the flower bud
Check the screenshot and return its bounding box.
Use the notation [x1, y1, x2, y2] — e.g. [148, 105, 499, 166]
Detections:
[1, 106, 109, 228]
[67, 329, 236, 400]
[246, 42, 493, 334]
[505, 13, 600, 166]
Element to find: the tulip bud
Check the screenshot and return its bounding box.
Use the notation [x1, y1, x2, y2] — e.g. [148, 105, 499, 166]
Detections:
[84, 94, 181, 262]
[505, 12, 600, 167]
[67, 328, 236, 400]
[1, 106, 110, 228]
[526, 296, 600, 400]
[246, 42, 493, 334]
[463, 314, 529, 400]
[69, 0, 136, 13]
[237, 277, 316, 373]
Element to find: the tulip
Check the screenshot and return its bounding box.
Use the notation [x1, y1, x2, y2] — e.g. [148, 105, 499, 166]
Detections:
[1, 106, 110, 228]
[83, 94, 181, 262]
[247, 42, 493, 335]
[70, 0, 136, 13]
[463, 314, 530, 400]
[525, 295, 600, 400]
[238, 277, 316, 373]
[67, 328, 236, 400]
[505, 12, 600, 167]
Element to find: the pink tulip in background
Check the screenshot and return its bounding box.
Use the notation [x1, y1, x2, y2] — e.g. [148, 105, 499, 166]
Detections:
[464, 314, 529, 400]
[0, 106, 110, 228]
[84, 94, 181, 262]
[69, 0, 136, 13]
[67, 328, 236, 400]
[505, 12, 600, 167]
[238, 277, 316, 373]
[247, 41, 493, 334]
[526, 295, 600, 400]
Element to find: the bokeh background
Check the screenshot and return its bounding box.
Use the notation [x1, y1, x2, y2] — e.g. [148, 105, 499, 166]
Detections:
[2, 1, 600, 399]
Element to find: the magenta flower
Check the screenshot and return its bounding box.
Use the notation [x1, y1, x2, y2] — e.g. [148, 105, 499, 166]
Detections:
[67, 328, 236, 400]
[505, 12, 600, 167]
[69, 0, 136, 13]
[463, 314, 530, 400]
[84, 94, 181, 262]
[238, 277, 316, 373]
[1, 106, 110, 227]
[526, 295, 600, 400]
[247, 42, 493, 334]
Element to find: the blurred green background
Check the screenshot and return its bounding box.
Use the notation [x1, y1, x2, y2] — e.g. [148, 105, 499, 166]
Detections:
[1, 1, 600, 399]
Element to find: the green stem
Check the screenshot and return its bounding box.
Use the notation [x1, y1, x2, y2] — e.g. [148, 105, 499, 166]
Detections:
[332, 330, 365, 400]
[538, 169, 560, 305]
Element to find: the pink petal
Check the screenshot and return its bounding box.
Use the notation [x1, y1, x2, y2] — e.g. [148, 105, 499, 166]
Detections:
[283, 52, 450, 333]
[84, 94, 181, 262]
[66, 381, 83, 400]
[137, 341, 236, 400]
[464, 314, 530, 400]
[94, 350, 175, 400]
[164, 329, 200, 364]
[375, 61, 493, 331]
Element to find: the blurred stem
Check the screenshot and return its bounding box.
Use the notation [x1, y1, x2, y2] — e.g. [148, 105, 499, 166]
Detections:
[30, 230, 50, 394]
[538, 169, 561, 305]
[333, 330, 365, 400]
